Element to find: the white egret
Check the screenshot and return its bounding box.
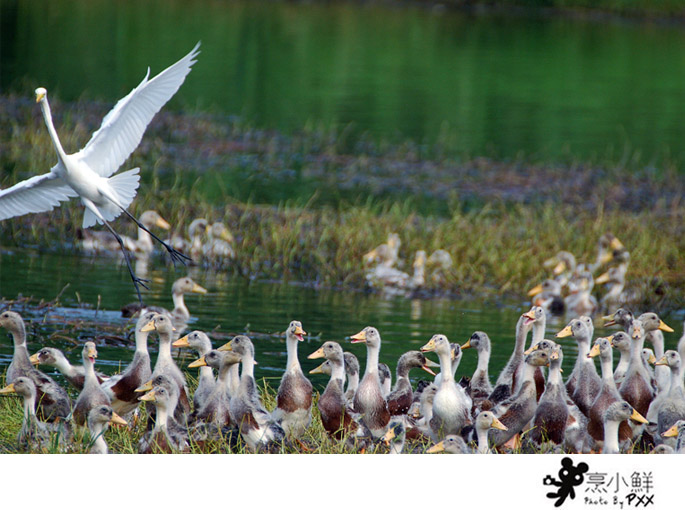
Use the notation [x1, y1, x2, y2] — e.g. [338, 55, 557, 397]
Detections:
[0, 42, 201, 302]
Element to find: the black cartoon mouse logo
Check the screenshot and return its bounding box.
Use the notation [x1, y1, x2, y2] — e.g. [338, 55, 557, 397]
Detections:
[543, 457, 589, 507]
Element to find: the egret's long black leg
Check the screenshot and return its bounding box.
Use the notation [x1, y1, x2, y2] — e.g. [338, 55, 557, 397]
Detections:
[100, 219, 149, 305]
[120, 208, 191, 266]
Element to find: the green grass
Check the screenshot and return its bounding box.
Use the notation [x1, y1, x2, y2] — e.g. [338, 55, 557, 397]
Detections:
[0, 372, 431, 454]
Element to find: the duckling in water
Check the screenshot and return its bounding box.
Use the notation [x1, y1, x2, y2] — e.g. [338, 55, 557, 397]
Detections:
[528, 279, 565, 316]
[173, 330, 216, 411]
[602, 401, 648, 454]
[363, 233, 401, 267]
[420, 334, 470, 440]
[202, 221, 235, 264]
[81, 210, 171, 255]
[87, 405, 127, 454]
[309, 342, 357, 439]
[138, 381, 189, 454]
[73, 342, 111, 427]
[219, 335, 286, 451]
[0, 310, 71, 422]
[121, 276, 207, 327]
[30, 346, 108, 391]
[0, 377, 72, 451]
[350, 326, 391, 439]
[272, 321, 313, 438]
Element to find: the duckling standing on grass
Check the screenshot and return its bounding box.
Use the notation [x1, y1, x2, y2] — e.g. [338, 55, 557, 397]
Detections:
[173, 330, 216, 411]
[385, 350, 436, 417]
[219, 335, 285, 451]
[0, 376, 72, 451]
[461, 333, 493, 410]
[87, 405, 127, 454]
[350, 327, 391, 439]
[343, 352, 360, 404]
[137, 313, 191, 428]
[100, 311, 154, 421]
[309, 342, 357, 440]
[420, 334, 470, 440]
[602, 401, 648, 454]
[557, 317, 601, 417]
[586, 338, 628, 452]
[272, 320, 313, 438]
[527, 344, 569, 450]
[138, 381, 189, 454]
[188, 350, 241, 429]
[72, 342, 111, 427]
[490, 349, 550, 449]
[0, 310, 71, 422]
[489, 309, 536, 404]
[654, 351, 685, 447]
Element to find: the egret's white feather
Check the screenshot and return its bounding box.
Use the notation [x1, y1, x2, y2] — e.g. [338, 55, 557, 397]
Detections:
[0, 168, 77, 220]
[76, 42, 200, 178]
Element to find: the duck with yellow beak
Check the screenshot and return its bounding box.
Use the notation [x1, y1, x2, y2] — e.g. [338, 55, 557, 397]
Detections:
[137, 313, 190, 428]
[72, 342, 111, 427]
[271, 320, 313, 438]
[350, 326, 391, 439]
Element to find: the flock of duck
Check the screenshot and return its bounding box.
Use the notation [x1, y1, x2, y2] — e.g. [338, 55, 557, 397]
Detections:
[1, 238, 684, 453]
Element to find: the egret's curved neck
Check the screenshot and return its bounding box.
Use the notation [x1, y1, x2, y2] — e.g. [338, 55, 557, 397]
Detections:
[40, 98, 67, 161]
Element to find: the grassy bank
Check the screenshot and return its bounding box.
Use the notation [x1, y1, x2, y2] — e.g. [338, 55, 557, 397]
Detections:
[1, 95, 684, 309]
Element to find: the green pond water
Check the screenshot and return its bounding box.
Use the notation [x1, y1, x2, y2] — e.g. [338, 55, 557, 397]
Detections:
[3, 0, 685, 166]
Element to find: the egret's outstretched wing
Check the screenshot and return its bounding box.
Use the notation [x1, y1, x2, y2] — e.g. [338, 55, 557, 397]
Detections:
[77, 42, 200, 178]
[0, 169, 77, 221]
